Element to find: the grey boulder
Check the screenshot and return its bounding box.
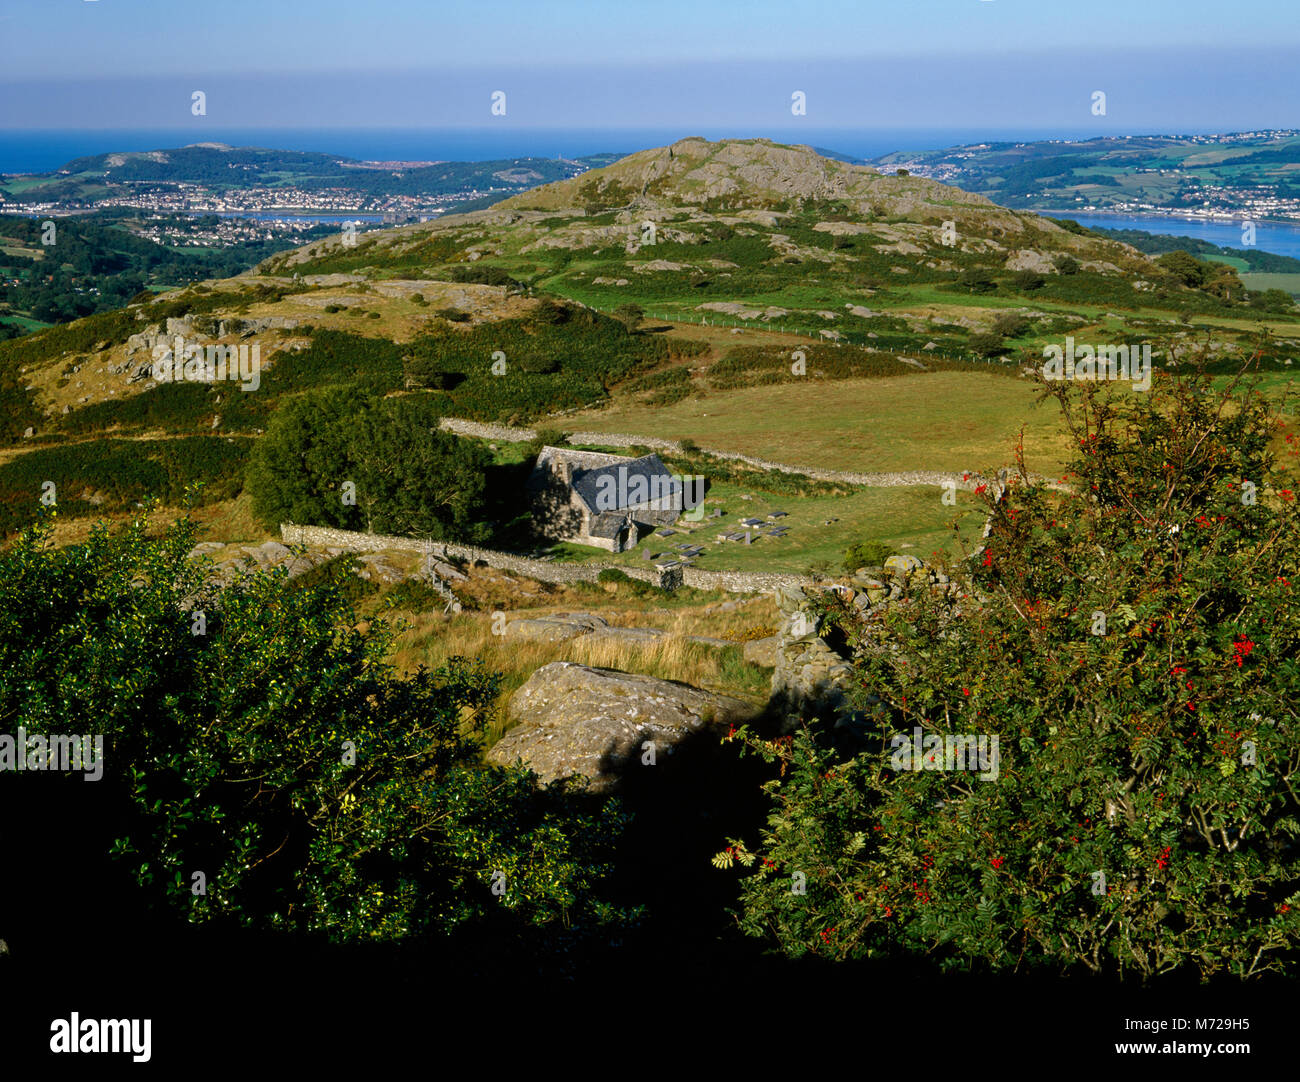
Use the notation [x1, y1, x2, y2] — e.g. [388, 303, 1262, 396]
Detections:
[486, 662, 754, 791]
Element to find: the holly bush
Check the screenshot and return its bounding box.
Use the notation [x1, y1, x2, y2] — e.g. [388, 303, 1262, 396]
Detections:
[720, 365, 1300, 980]
[0, 510, 636, 945]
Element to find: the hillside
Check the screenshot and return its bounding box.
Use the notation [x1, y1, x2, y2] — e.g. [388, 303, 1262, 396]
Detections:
[0, 212, 319, 334]
[263, 135, 1156, 279]
[1, 136, 1297, 549]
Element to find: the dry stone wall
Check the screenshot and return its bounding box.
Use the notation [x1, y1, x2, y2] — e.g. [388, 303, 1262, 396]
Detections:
[279, 523, 812, 594]
[436, 417, 1019, 490]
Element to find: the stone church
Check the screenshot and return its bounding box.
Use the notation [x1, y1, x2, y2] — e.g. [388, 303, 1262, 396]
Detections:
[526, 446, 682, 552]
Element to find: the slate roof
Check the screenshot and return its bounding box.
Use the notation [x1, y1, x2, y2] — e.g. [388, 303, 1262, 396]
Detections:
[587, 513, 629, 539]
[570, 453, 681, 516]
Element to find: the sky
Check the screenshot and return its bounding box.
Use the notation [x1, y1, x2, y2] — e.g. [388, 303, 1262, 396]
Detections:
[0, 0, 1297, 131]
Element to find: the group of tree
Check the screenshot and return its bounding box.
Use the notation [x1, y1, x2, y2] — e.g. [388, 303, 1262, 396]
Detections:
[0, 213, 314, 327]
[1156, 250, 1250, 303]
[245, 388, 493, 540]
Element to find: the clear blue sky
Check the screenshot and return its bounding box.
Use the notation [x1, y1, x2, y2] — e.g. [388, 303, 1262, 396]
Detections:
[1, 0, 1296, 130]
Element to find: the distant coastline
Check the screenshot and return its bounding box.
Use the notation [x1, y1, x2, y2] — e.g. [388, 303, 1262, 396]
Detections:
[1039, 208, 1300, 260]
[0, 126, 1156, 176]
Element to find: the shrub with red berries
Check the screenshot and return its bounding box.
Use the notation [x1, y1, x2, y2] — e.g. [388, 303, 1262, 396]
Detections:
[724, 360, 1300, 980]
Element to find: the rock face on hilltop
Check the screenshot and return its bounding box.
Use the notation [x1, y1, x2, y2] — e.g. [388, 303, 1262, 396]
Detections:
[486, 661, 755, 792]
[497, 136, 1074, 241]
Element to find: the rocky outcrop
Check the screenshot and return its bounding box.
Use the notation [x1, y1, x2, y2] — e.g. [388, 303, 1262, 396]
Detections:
[504, 611, 730, 647]
[127, 316, 297, 348]
[486, 662, 755, 791]
[353, 552, 408, 585]
[697, 301, 790, 321]
[768, 557, 961, 727]
[1004, 249, 1057, 274]
[742, 635, 781, 668]
[769, 585, 858, 724]
[189, 540, 331, 582]
[506, 613, 610, 643]
[189, 540, 427, 592]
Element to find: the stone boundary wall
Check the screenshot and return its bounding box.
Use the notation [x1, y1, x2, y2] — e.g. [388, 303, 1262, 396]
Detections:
[435, 417, 1061, 491]
[280, 523, 812, 595]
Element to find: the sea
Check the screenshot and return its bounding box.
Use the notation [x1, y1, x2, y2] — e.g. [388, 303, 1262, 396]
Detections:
[1040, 209, 1300, 262]
[0, 126, 1155, 175]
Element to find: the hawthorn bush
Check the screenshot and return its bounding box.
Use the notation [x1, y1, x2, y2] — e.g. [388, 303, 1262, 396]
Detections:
[720, 366, 1300, 980]
[0, 512, 636, 946]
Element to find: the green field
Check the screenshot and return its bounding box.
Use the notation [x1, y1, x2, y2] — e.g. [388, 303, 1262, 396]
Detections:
[0, 314, 52, 333]
[567, 370, 1074, 477]
[1241, 272, 1300, 297]
[1204, 253, 1250, 272]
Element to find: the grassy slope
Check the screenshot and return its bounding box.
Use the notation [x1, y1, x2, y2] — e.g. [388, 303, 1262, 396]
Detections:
[566, 369, 1072, 476]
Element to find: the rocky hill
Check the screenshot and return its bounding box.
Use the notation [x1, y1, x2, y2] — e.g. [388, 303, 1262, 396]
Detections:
[262, 136, 1152, 279]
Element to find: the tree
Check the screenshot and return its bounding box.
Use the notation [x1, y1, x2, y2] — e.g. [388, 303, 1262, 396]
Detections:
[245, 385, 366, 530]
[245, 388, 492, 540]
[992, 312, 1030, 339]
[1156, 250, 1207, 288]
[1203, 265, 1246, 303]
[531, 297, 570, 325]
[958, 268, 998, 294]
[351, 396, 492, 540]
[1011, 270, 1045, 292]
[613, 304, 645, 333]
[528, 426, 571, 456]
[1250, 288, 1297, 313]
[1053, 254, 1081, 276]
[0, 512, 636, 947]
[968, 331, 1008, 357]
[719, 359, 1300, 980]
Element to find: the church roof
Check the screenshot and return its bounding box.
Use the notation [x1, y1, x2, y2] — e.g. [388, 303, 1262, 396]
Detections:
[569, 453, 681, 515]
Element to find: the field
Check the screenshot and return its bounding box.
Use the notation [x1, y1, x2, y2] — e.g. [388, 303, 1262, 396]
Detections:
[1241, 272, 1300, 296]
[566, 369, 1074, 477]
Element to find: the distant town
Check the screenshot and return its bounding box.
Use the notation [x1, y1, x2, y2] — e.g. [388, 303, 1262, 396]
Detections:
[0, 145, 607, 247]
[875, 130, 1300, 224]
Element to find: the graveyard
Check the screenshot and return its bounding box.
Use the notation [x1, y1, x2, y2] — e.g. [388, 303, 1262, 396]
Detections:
[535, 465, 986, 575]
